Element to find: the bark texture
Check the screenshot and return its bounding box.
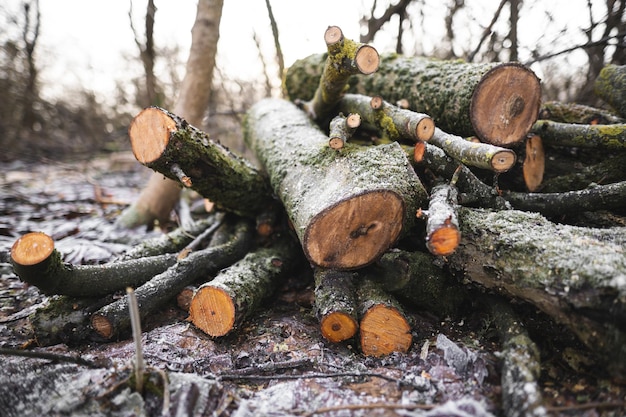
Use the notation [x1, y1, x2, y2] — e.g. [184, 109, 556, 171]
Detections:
[285, 53, 541, 146]
[594, 64, 626, 118]
[447, 207, 626, 378]
[244, 98, 428, 270]
[189, 234, 303, 337]
[531, 120, 626, 149]
[313, 268, 359, 342]
[129, 107, 274, 217]
[539, 100, 624, 124]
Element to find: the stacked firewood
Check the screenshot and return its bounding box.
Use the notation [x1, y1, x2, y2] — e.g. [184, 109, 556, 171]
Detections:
[10, 27, 626, 412]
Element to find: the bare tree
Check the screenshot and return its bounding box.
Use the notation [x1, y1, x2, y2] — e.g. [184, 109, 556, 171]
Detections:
[19, 0, 40, 130]
[360, 0, 413, 51]
[117, 0, 225, 229]
[129, 0, 161, 107]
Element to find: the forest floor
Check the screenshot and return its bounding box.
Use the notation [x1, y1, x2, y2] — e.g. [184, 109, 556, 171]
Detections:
[0, 153, 625, 417]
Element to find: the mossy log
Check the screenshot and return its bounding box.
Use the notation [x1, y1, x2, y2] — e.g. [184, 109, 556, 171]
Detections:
[447, 207, 626, 378]
[503, 180, 626, 215]
[539, 100, 624, 124]
[285, 53, 541, 146]
[429, 128, 516, 173]
[244, 98, 428, 270]
[313, 268, 359, 343]
[10, 232, 179, 297]
[336, 93, 435, 143]
[189, 233, 303, 337]
[594, 64, 626, 118]
[297, 26, 379, 122]
[328, 113, 361, 150]
[128, 106, 274, 217]
[530, 120, 626, 149]
[538, 153, 626, 193]
[356, 277, 412, 357]
[366, 249, 468, 318]
[91, 220, 253, 339]
[422, 181, 461, 256]
[487, 296, 545, 417]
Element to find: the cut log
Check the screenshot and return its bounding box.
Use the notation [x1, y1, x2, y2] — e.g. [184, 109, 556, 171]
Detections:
[244, 98, 428, 270]
[503, 180, 626, 215]
[521, 135, 545, 192]
[297, 26, 379, 121]
[11, 232, 179, 297]
[594, 64, 626, 118]
[189, 234, 302, 337]
[285, 54, 541, 146]
[530, 120, 626, 149]
[409, 142, 510, 210]
[357, 277, 412, 357]
[313, 268, 359, 343]
[91, 219, 253, 339]
[447, 207, 626, 378]
[128, 106, 274, 217]
[328, 113, 361, 150]
[422, 181, 461, 256]
[336, 93, 435, 143]
[429, 128, 516, 173]
[539, 100, 624, 124]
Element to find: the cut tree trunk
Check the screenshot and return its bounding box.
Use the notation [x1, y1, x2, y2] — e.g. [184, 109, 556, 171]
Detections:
[116, 0, 224, 228]
[244, 98, 428, 270]
[285, 53, 541, 146]
[10, 232, 179, 297]
[328, 113, 361, 150]
[313, 268, 359, 343]
[128, 106, 274, 217]
[447, 207, 626, 378]
[594, 64, 626, 118]
[356, 277, 412, 357]
[91, 219, 252, 339]
[189, 233, 303, 337]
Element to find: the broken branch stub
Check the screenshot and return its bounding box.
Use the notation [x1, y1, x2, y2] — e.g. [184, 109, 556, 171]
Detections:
[128, 106, 274, 217]
[244, 98, 428, 270]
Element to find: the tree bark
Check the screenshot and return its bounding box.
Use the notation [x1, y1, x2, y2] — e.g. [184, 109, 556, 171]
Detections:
[336, 93, 434, 143]
[531, 120, 626, 149]
[244, 98, 428, 270]
[297, 26, 379, 122]
[285, 53, 541, 146]
[539, 100, 624, 124]
[10, 232, 179, 297]
[189, 233, 303, 337]
[91, 219, 253, 339]
[117, 0, 224, 228]
[594, 64, 626, 118]
[313, 268, 359, 343]
[328, 113, 361, 150]
[128, 106, 274, 217]
[429, 128, 516, 173]
[422, 181, 461, 256]
[447, 207, 626, 378]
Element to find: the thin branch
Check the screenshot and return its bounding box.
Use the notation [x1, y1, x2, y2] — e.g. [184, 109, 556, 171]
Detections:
[524, 31, 626, 65]
[467, 0, 507, 62]
[264, 0, 284, 90]
[0, 347, 101, 369]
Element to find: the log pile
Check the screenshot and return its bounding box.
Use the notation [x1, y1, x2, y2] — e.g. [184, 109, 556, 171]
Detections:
[8, 26, 626, 396]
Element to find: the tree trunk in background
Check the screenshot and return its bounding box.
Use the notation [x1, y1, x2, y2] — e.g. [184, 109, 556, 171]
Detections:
[117, 0, 224, 229]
